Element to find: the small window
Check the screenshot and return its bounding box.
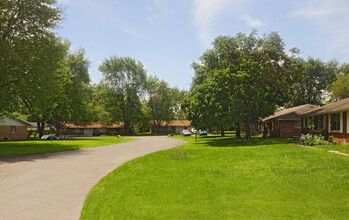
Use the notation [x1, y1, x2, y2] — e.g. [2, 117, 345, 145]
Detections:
[331, 113, 341, 131]
[304, 117, 309, 128]
[313, 116, 321, 131]
[295, 119, 301, 128]
[11, 126, 16, 133]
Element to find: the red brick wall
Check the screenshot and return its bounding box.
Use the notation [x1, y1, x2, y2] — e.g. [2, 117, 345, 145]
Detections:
[0, 125, 28, 140]
[280, 121, 301, 138]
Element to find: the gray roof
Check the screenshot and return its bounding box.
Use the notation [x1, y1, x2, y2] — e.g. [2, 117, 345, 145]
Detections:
[302, 97, 349, 116]
[262, 104, 321, 121]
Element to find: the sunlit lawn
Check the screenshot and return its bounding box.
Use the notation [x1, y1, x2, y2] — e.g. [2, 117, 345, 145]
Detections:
[0, 136, 135, 156]
[80, 136, 349, 219]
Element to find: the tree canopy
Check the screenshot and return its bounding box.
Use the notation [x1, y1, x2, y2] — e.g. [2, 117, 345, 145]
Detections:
[99, 56, 147, 134]
[0, 0, 62, 113]
[188, 31, 298, 139]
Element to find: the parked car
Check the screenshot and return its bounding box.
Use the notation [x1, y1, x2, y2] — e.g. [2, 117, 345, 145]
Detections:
[181, 130, 192, 136]
[199, 130, 208, 136]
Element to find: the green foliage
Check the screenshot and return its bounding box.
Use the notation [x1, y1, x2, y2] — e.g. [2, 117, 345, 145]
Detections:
[287, 58, 339, 106]
[188, 31, 298, 139]
[99, 56, 147, 134]
[330, 67, 349, 100]
[51, 49, 92, 134]
[147, 76, 175, 127]
[300, 134, 329, 146]
[0, 0, 62, 113]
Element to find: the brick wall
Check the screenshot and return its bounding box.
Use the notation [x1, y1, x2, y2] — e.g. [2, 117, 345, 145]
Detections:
[0, 125, 28, 140]
[280, 121, 301, 138]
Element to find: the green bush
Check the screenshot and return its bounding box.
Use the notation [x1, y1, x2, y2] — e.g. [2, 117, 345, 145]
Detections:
[300, 134, 329, 146]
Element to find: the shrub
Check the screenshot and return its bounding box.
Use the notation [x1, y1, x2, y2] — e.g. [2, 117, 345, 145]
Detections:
[300, 134, 329, 146]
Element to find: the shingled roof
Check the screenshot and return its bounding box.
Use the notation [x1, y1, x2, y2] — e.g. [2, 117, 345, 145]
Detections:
[149, 120, 191, 126]
[64, 122, 124, 128]
[262, 104, 321, 121]
[302, 97, 349, 116]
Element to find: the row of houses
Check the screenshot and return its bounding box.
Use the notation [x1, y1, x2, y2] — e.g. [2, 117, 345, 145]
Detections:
[0, 117, 192, 140]
[262, 97, 349, 144]
[2, 97, 349, 143]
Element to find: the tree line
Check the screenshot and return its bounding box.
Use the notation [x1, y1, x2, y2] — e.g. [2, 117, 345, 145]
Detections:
[187, 31, 349, 139]
[0, 0, 187, 137]
[1, 1, 349, 138]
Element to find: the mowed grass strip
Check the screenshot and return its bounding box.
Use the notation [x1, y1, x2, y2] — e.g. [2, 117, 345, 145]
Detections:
[80, 136, 349, 219]
[0, 136, 135, 156]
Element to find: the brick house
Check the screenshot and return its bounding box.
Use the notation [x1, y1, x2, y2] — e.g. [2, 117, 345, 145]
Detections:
[62, 122, 124, 136]
[0, 114, 31, 140]
[300, 97, 349, 144]
[150, 120, 192, 134]
[262, 104, 321, 138]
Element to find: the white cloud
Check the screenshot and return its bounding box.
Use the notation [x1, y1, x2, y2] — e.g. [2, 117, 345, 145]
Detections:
[290, 0, 349, 60]
[192, 0, 245, 48]
[240, 14, 263, 27]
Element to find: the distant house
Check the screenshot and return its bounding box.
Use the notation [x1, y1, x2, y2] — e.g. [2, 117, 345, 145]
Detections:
[300, 97, 349, 144]
[150, 120, 192, 134]
[0, 114, 31, 140]
[262, 104, 321, 138]
[28, 122, 55, 135]
[62, 122, 124, 136]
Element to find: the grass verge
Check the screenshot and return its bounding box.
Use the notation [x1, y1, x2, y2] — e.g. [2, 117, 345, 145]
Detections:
[80, 136, 349, 219]
[0, 136, 134, 156]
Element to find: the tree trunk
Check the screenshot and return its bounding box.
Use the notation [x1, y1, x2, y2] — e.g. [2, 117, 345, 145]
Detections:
[236, 123, 241, 139]
[38, 122, 45, 138]
[245, 120, 251, 140]
[123, 121, 132, 134]
[220, 128, 225, 136]
[262, 125, 267, 138]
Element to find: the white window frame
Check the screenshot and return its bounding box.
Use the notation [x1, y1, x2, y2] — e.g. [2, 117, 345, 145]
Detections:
[347, 111, 349, 134]
[10, 126, 16, 133]
[330, 112, 342, 132]
[323, 115, 328, 131]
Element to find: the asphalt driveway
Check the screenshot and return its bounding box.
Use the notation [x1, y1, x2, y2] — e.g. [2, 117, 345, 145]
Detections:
[0, 136, 186, 220]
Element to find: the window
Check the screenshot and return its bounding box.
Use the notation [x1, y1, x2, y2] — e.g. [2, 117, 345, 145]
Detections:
[304, 117, 309, 128]
[295, 119, 301, 128]
[313, 116, 322, 131]
[331, 113, 340, 131]
[10, 126, 16, 133]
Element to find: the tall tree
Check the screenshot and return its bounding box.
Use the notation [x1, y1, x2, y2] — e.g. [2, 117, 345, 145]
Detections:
[287, 58, 339, 106]
[147, 76, 175, 128]
[19, 38, 70, 137]
[99, 56, 147, 134]
[0, 0, 61, 113]
[330, 63, 349, 100]
[189, 31, 298, 139]
[51, 49, 91, 135]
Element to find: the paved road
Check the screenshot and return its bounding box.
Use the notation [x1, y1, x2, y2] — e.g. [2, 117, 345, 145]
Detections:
[0, 136, 186, 220]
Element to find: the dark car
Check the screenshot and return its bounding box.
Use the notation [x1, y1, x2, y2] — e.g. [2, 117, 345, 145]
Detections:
[199, 130, 207, 136]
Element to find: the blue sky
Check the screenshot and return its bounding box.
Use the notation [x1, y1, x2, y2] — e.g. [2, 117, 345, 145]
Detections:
[56, 0, 349, 90]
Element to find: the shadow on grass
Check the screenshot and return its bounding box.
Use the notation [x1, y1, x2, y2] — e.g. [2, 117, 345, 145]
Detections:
[0, 137, 131, 160]
[188, 136, 287, 148]
[0, 147, 91, 164]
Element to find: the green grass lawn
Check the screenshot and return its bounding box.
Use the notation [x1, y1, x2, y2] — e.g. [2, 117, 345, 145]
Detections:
[80, 136, 349, 219]
[310, 143, 349, 154]
[0, 136, 135, 156]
